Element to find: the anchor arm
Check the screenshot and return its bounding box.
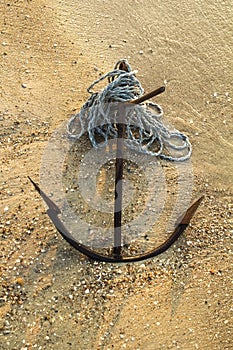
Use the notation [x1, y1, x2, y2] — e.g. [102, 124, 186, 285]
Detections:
[29, 177, 204, 263]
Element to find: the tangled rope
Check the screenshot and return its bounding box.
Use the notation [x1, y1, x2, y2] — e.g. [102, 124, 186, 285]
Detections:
[67, 59, 192, 161]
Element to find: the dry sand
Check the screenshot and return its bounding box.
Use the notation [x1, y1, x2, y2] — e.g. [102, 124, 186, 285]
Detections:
[0, 0, 232, 349]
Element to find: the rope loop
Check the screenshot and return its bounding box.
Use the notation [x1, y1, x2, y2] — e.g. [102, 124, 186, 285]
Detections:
[67, 60, 192, 161]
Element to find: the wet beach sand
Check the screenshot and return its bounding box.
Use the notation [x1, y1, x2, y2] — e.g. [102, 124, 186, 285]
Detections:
[0, 1, 232, 349]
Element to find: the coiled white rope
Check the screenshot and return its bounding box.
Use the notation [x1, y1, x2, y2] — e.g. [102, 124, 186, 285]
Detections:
[67, 59, 192, 161]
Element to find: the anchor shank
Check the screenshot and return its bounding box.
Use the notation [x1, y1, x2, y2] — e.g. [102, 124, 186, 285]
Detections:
[113, 105, 125, 258]
[113, 83, 165, 258]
